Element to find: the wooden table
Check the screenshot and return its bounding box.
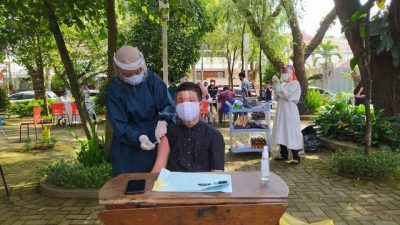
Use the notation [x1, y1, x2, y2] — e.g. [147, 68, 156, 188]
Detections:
[99, 172, 289, 225]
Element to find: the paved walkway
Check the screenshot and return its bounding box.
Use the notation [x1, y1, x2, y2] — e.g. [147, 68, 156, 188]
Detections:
[0, 118, 399, 224]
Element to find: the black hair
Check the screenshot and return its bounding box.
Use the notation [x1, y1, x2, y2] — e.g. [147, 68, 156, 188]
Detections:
[176, 82, 202, 101]
[223, 86, 229, 91]
[239, 71, 245, 78]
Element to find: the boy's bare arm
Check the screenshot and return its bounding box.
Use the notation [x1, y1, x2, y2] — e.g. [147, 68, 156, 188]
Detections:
[151, 136, 170, 173]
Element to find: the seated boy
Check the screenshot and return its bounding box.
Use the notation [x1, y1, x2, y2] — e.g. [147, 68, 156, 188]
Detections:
[151, 82, 225, 172]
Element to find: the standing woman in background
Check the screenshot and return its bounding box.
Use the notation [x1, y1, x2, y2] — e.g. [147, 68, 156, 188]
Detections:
[271, 65, 303, 164]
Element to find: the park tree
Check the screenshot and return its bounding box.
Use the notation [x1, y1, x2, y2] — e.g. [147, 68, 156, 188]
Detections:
[123, 1, 212, 83]
[333, 0, 400, 116]
[234, 0, 337, 107]
[334, 0, 400, 154]
[43, 0, 108, 139]
[0, 1, 56, 115]
[202, 0, 243, 88]
[312, 40, 342, 89]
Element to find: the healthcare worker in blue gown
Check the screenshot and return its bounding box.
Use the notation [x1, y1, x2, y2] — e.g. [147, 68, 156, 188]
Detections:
[107, 45, 175, 176]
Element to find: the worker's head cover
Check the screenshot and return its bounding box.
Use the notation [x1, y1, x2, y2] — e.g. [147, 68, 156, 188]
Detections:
[280, 65, 297, 82]
[114, 45, 148, 79]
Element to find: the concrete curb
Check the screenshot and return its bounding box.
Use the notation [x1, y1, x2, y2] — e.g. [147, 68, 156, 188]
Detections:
[39, 183, 99, 199]
[271, 115, 317, 121]
[320, 137, 360, 151]
[300, 115, 317, 121]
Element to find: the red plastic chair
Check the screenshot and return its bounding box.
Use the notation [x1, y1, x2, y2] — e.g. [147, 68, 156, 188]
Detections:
[51, 103, 70, 125]
[70, 102, 79, 124]
[20, 107, 43, 142]
[199, 101, 209, 121]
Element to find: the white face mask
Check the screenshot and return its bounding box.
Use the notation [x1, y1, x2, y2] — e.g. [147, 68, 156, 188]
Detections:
[176, 102, 200, 122]
[124, 71, 144, 85]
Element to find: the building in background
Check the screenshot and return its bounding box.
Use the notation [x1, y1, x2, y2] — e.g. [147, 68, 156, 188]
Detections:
[306, 35, 354, 94]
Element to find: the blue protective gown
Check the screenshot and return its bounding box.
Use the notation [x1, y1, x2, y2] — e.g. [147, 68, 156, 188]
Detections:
[107, 71, 175, 176]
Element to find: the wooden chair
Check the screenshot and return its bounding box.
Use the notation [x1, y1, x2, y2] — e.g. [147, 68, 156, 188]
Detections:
[50, 103, 70, 125]
[20, 107, 43, 142]
[199, 101, 209, 122]
[0, 165, 9, 197]
[70, 102, 79, 125]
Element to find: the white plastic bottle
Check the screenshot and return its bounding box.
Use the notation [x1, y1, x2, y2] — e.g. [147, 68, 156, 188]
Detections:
[260, 146, 270, 181]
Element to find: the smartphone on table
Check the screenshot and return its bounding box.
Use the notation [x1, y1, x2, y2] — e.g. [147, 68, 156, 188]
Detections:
[125, 179, 146, 195]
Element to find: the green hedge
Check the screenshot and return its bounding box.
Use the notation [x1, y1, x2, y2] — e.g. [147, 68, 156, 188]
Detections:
[8, 99, 57, 117]
[0, 88, 9, 111]
[24, 137, 58, 151]
[332, 150, 400, 178]
[313, 99, 400, 151]
[40, 159, 112, 189]
[305, 89, 325, 114]
[94, 82, 107, 115]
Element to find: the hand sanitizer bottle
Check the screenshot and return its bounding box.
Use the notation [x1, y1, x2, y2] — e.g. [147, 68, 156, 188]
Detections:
[261, 146, 270, 181]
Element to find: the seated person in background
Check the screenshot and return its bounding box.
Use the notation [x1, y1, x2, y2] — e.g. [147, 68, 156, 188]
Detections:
[151, 82, 225, 173]
[217, 86, 235, 124]
[260, 85, 272, 102]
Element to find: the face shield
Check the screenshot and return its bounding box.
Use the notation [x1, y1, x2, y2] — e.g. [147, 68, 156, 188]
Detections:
[114, 45, 149, 85]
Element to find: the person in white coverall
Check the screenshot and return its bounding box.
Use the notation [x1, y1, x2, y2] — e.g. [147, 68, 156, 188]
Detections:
[271, 65, 303, 164]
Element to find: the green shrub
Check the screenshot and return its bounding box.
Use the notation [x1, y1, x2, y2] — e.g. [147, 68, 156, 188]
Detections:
[95, 82, 107, 115]
[70, 126, 109, 167]
[8, 99, 57, 117]
[335, 92, 353, 104]
[332, 149, 400, 178]
[0, 88, 9, 111]
[24, 136, 58, 151]
[367, 114, 400, 151]
[40, 159, 112, 188]
[314, 99, 366, 140]
[51, 74, 67, 96]
[314, 98, 400, 150]
[305, 89, 324, 114]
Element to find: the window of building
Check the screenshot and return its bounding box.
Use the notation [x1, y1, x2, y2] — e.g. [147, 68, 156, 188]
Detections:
[217, 71, 224, 78]
[196, 71, 202, 80]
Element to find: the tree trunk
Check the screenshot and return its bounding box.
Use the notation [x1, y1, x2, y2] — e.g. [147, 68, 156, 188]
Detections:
[334, 0, 400, 116]
[34, 33, 49, 115]
[241, 21, 245, 71]
[364, 9, 372, 155]
[282, 0, 307, 103]
[105, 0, 118, 151]
[370, 53, 400, 116]
[45, 0, 93, 139]
[226, 49, 233, 89]
[230, 48, 237, 88]
[235, 0, 335, 98]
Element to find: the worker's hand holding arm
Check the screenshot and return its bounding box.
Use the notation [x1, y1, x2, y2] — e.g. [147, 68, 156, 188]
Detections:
[155, 120, 168, 143]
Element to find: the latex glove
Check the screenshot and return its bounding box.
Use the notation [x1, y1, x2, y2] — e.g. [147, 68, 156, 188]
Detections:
[155, 120, 168, 143]
[272, 75, 280, 85]
[139, 135, 156, 150]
